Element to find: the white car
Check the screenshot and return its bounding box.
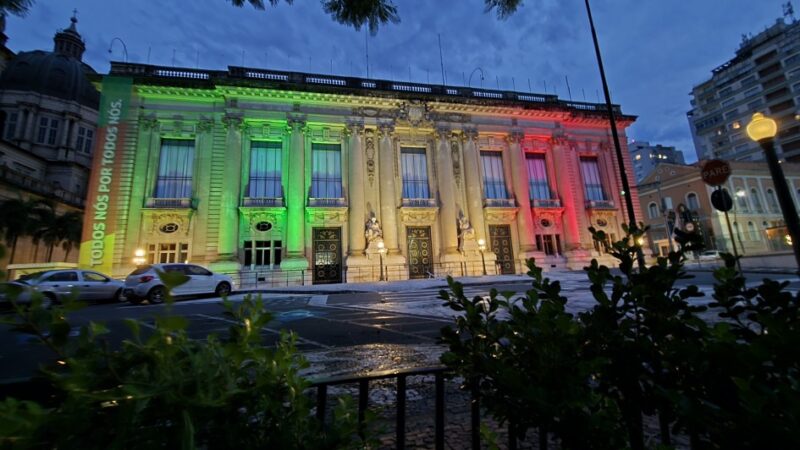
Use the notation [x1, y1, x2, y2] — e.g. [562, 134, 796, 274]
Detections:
[698, 250, 723, 261]
[123, 263, 234, 305]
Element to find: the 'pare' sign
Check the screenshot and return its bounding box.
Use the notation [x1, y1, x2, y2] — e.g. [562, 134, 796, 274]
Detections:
[700, 159, 731, 186]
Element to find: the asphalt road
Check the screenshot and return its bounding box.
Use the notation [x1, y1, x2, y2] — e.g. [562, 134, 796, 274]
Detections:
[1, 268, 796, 383]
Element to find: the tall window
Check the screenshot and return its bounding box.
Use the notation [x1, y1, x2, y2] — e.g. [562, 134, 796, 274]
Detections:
[748, 222, 759, 240]
[155, 140, 195, 198]
[687, 193, 700, 210]
[766, 188, 779, 212]
[580, 157, 607, 201]
[648, 202, 659, 219]
[37, 117, 60, 145]
[401, 147, 430, 198]
[481, 151, 509, 199]
[248, 141, 282, 198]
[311, 143, 342, 198]
[736, 189, 748, 210]
[526, 154, 551, 200]
[750, 188, 763, 212]
[4, 112, 18, 140]
[75, 127, 94, 154]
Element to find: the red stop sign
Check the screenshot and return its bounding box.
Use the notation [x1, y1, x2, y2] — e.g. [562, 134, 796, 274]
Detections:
[701, 159, 732, 186]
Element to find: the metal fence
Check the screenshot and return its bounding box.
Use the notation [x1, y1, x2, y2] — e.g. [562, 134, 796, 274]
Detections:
[309, 366, 524, 450]
[227, 260, 527, 289]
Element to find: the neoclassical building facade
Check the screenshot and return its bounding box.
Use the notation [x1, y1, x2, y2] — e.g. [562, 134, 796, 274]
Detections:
[79, 63, 640, 283]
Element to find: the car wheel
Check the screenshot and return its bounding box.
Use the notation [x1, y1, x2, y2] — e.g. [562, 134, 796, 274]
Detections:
[43, 292, 58, 306]
[214, 282, 231, 298]
[147, 286, 166, 304]
[112, 289, 122, 303]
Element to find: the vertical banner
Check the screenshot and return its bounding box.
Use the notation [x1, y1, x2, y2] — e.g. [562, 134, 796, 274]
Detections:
[78, 76, 133, 274]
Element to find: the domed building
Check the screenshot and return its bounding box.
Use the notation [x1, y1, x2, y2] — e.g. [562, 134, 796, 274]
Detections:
[0, 14, 99, 274]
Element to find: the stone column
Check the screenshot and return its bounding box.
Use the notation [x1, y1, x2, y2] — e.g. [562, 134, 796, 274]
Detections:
[507, 131, 537, 257]
[346, 121, 367, 261]
[436, 127, 461, 260]
[212, 115, 243, 271]
[281, 116, 309, 270]
[378, 122, 400, 255]
[551, 136, 590, 269]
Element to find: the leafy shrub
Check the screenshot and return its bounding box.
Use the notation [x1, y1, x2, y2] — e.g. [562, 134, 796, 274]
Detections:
[0, 272, 367, 449]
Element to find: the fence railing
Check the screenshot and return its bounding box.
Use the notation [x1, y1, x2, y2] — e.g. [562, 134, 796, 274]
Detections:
[228, 260, 526, 289]
[309, 366, 522, 450]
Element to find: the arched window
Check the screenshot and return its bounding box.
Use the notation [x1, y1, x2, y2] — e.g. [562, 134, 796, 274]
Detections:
[648, 202, 659, 219]
[766, 189, 778, 212]
[734, 222, 743, 241]
[750, 188, 763, 212]
[686, 193, 700, 210]
[748, 221, 759, 241]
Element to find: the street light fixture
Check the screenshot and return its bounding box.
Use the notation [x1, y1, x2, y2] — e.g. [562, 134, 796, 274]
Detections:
[746, 112, 800, 275]
[133, 248, 146, 266]
[477, 238, 487, 276]
[377, 240, 386, 281]
[108, 37, 128, 63]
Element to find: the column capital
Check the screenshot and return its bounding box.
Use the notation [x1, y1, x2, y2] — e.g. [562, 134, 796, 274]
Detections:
[462, 127, 479, 141]
[196, 118, 215, 133]
[435, 125, 451, 140]
[345, 120, 365, 136]
[222, 114, 244, 132]
[139, 113, 159, 131]
[506, 130, 525, 145]
[286, 114, 308, 134]
[378, 121, 395, 138]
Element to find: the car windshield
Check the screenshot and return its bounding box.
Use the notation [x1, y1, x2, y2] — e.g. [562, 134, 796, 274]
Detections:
[17, 272, 45, 283]
[129, 265, 153, 276]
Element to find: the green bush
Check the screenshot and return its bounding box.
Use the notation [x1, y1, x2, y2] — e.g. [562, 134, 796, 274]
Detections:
[0, 271, 368, 449]
[440, 225, 800, 450]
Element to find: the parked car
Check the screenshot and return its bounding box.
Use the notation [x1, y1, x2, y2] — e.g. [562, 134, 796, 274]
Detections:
[14, 270, 124, 304]
[699, 250, 723, 261]
[123, 263, 234, 305]
[0, 281, 41, 310]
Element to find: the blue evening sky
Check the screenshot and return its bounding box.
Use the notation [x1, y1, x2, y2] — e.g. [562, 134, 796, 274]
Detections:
[6, 0, 792, 162]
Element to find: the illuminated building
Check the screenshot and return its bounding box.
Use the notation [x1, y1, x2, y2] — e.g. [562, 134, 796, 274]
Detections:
[79, 62, 640, 283]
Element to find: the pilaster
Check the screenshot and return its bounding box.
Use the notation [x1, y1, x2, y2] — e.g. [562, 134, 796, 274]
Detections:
[282, 114, 309, 270]
[436, 126, 461, 261]
[507, 130, 538, 260]
[377, 121, 402, 261]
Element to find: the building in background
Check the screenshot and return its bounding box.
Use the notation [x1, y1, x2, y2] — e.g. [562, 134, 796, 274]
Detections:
[688, 11, 800, 163]
[0, 14, 98, 273]
[638, 161, 800, 257]
[79, 62, 641, 283]
[629, 140, 686, 182]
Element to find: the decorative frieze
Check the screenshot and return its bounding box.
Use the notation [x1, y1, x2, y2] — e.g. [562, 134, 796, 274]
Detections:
[484, 206, 518, 224]
[306, 207, 348, 224]
[399, 207, 439, 225]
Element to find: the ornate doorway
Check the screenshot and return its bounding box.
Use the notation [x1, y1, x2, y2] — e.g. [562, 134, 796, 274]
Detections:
[312, 227, 342, 284]
[489, 224, 515, 274]
[406, 226, 433, 279]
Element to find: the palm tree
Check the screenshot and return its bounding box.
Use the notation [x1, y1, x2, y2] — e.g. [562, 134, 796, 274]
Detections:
[30, 201, 60, 262]
[0, 197, 39, 264]
[56, 211, 83, 261]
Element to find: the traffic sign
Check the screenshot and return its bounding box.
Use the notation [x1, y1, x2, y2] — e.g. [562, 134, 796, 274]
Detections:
[701, 159, 732, 186]
[711, 188, 733, 212]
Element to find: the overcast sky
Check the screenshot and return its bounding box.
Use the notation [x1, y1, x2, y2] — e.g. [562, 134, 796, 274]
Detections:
[6, 0, 792, 162]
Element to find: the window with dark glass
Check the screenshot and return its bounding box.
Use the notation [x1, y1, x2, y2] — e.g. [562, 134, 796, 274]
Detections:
[76, 127, 94, 154]
[535, 234, 562, 256]
[147, 243, 189, 264]
[243, 240, 282, 269]
[579, 157, 607, 201]
[311, 143, 342, 198]
[248, 141, 282, 198]
[4, 112, 18, 140]
[480, 151, 509, 199]
[155, 140, 195, 198]
[401, 147, 430, 198]
[687, 193, 700, 210]
[526, 153, 551, 200]
[37, 117, 60, 145]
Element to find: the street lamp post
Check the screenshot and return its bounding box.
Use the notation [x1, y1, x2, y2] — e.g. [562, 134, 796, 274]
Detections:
[108, 37, 128, 63]
[746, 112, 800, 275]
[477, 238, 487, 276]
[377, 241, 386, 281]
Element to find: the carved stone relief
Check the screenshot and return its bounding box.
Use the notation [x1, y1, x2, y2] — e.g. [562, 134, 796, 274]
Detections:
[365, 129, 376, 186]
[399, 207, 438, 225]
[450, 135, 461, 186]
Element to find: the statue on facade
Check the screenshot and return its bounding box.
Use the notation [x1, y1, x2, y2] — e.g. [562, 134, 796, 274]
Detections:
[457, 213, 476, 253]
[365, 215, 383, 244]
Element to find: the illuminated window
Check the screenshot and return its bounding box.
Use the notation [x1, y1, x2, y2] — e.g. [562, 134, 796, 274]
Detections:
[748, 222, 759, 241]
[311, 143, 342, 198]
[401, 147, 430, 198]
[731, 121, 741, 129]
[750, 188, 763, 212]
[481, 151, 509, 199]
[248, 141, 282, 198]
[155, 140, 195, 198]
[634, 154, 641, 160]
[526, 154, 551, 200]
[580, 157, 607, 201]
[147, 243, 189, 264]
